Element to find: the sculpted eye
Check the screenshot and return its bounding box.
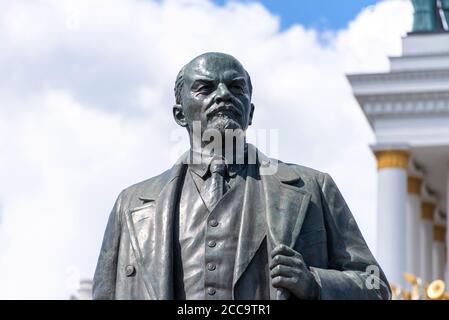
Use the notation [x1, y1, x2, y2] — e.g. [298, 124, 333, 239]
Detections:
[230, 83, 245, 94]
[198, 84, 213, 94]
[193, 81, 214, 95]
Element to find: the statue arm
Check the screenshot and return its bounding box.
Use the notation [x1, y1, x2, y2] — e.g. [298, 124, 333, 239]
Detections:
[92, 192, 123, 300]
[309, 173, 391, 300]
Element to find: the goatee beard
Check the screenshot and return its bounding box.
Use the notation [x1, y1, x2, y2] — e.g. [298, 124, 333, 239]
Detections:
[207, 116, 241, 132]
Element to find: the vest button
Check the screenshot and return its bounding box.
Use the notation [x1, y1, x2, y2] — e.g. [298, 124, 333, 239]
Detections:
[207, 240, 216, 247]
[125, 265, 136, 277]
[207, 287, 216, 295]
[207, 263, 216, 271]
[209, 219, 218, 227]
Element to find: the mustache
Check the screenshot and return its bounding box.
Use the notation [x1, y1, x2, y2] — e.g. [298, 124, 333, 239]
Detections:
[205, 103, 243, 118]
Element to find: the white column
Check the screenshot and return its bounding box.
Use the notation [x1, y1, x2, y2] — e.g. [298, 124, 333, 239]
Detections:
[374, 149, 409, 287]
[406, 175, 422, 276]
[419, 199, 435, 283]
[432, 224, 446, 281]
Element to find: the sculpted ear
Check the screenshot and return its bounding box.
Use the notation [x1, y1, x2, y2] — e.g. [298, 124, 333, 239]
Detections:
[248, 103, 255, 126]
[173, 104, 187, 127]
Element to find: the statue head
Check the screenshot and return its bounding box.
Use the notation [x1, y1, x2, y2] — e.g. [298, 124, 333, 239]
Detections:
[172, 52, 255, 140]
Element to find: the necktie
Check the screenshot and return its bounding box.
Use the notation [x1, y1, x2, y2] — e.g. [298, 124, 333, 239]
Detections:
[204, 160, 227, 211]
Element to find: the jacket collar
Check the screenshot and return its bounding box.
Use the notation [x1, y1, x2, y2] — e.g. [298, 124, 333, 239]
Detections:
[137, 143, 305, 202]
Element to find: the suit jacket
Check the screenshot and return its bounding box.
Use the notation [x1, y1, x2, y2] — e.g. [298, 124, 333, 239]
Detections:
[93, 145, 391, 300]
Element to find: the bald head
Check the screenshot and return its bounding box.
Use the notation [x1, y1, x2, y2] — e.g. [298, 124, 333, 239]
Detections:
[174, 52, 252, 105]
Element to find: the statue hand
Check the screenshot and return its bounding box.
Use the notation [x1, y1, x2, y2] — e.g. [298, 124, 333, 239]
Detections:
[270, 244, 320, 300]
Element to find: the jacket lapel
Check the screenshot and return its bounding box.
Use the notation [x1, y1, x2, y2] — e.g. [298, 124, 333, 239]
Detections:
[232, 163, 267, 293]
[124, 154, 187, 300]
[232, 146, 311, 297]
[257, 147, 312, 248]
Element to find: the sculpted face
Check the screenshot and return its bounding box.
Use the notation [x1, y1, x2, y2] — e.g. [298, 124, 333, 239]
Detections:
[173, 53, 254, 138]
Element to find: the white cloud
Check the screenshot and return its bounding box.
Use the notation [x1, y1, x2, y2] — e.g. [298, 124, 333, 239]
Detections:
[0, 0, 413, 298]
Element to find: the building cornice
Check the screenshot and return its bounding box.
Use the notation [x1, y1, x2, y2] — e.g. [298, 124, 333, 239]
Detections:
[361, 92, 449, 117]
[347, 68, 449, 83]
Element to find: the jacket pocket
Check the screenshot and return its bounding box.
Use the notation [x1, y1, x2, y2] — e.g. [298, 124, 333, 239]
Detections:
[129, 202, 155, 223]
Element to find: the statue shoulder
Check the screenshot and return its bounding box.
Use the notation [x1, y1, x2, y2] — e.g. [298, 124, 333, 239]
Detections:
[283, 162, 325, 178]
[272, 159, 327, 187]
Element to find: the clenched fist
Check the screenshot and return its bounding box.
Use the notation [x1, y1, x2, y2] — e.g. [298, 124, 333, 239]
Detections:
[270, 244, 320, 300]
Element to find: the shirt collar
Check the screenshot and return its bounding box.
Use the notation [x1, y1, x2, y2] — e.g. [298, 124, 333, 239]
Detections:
[187, 148, 246, 179]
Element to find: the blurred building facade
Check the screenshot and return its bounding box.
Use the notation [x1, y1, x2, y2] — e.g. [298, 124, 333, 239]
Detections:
[348, 0, 449, 289]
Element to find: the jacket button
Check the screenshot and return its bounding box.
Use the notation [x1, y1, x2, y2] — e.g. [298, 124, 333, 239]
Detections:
[207, 240, 216, 247]
[207, 263, 216, 271]
[125, 265, 136, 277]
[209, 219, 218, 227]
[207, 287, 216, 295]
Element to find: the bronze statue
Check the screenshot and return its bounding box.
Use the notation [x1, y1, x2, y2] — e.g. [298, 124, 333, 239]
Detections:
[93, 52, 390, 300]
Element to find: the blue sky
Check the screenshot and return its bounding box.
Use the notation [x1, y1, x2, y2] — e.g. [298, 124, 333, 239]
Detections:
[214, 0, 382, 30]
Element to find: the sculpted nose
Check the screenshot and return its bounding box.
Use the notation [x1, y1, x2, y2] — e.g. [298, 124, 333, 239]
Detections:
[215, 83, 231, 103]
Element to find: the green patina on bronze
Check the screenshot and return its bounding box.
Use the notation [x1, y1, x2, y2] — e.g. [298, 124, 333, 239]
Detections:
[92, 53, 392, 300]
[411, 0, 449, 32]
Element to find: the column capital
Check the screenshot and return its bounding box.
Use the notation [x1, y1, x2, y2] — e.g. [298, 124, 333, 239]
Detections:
[408, 176, 423, 195]
[374, 149, 410, 170]
[421, 201, 436, 220]
[433, 225, 446, 242]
